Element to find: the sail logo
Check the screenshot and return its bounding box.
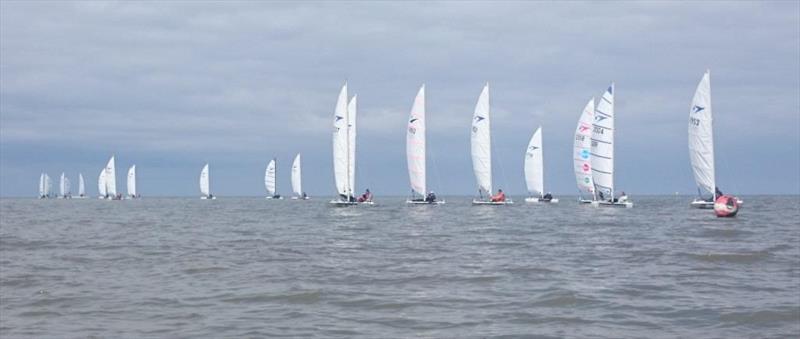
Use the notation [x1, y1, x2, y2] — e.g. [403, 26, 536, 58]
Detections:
[579, 125, 590, 133]
[529, 146, 539, 151]
[335, 116, 344, 122]
[583, 163, 590, 172]
[606, 86, 613, 94]
[474, 116, 485, 123]
[410, 118, 419, 124]
[594, 115, 607, 122]
[584, 177, 591, 184]
[690, 117, 701, 126]
[580, 150, 590, 159]
[408, 127, 416, 135]
[692, 105, 705, 114]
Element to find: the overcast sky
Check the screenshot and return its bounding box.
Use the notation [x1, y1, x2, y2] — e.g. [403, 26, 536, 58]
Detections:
[1, 1, 798, 197]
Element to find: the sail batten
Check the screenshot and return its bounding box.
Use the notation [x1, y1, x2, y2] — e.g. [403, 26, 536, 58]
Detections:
[407, 85, 426, 196]
[525, 126, 544, 197]
[689, 71, 716, 197]
[471, 84, 492, 195]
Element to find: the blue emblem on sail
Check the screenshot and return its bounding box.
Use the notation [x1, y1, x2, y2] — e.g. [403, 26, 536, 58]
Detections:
[607, 86, 613, 94]
[474, 116, 485, 123]
[410, 118, 418, 124]
[581, 150, 590, 159]
[335, 116, 344, 122]
[692, 105, 705, 114]
[595, 115, 607, 122]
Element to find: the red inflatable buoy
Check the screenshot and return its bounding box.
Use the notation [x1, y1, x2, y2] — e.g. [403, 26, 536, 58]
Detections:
[714, 195, 740, 217]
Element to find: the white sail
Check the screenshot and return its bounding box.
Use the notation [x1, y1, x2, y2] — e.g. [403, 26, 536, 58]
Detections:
[78, 173, 85, 196]
[348, 95, 357, 195]
[407, 85, 426, 196]
[524, 126, 544, 197]
[65, 177, 71, 196]
[59, 172, 68, 197]
[471, 84, 492, 195]
[45, 174, 52, 197]
[127, 165, 137, 197]
[591, 84, 615, 198]
[291, 153, 302, 196]
[332, 83, 350, 198]
[104, 156, 117, 196]
[689, 70, 716, 197]
[98, 169, 107, 197]
[39, 173, 45, 197]
[574, 98, 595, 195]
[265, 159, 276, 196]
[200, 163, 210, 197]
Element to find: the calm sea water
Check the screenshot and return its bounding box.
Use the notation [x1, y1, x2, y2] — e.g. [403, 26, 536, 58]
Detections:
[1, 195, 798, 338]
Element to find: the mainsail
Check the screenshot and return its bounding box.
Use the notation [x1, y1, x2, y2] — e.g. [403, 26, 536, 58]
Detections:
[471, 84, 492, 196]
[98, 169, 107, 197]
[265, 159, 276, 196]
[524, 126, 544, 197]
[60, 172, 70, 197]
[39, 173, 45, 197]
[574, 98, 595, 195]
[291, 153, 302, 196]
[591, 84, 615, 198]
[105, 156, 117, 196]
[332, 83, 351, 198]
[689, 70, 716, 198]
[348, 95, 357, 196]
[199, 163, 210, 197]
[45, 174, 52, 197]
[78, 173, 85, 196]
[407, 85, 426, 196]
[127, 165, 137, 197]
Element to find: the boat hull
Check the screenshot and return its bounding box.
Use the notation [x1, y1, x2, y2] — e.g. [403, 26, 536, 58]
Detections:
[525, 197, 559, 203]
[406, 200, 445, 205]
[329, 200, 374, 206]
[472, 199, 514, 205]
[591, 200, 633, 208]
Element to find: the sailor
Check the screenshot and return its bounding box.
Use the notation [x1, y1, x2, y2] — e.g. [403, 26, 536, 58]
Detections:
[426, 191, 437, 203]
[543, 192, 553, 201]
[491, 189, 506, 202]
[715, 186, 723, 197]
[619, 191, 628, 203]
[302, 192, 308, 199]
[358, 189, 372, 202]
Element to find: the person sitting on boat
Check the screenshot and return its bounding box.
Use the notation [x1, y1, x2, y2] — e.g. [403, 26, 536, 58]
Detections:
[491, 189, 506, 202]
[543, 192, 553, 201]
[302, 192, 308, 199]
[357, 189, 372, 203]
[426, 191, 437, 203]
[273, 194, 281, 199]
[618, 191, 628, 203]
[208, 194, 214, 199]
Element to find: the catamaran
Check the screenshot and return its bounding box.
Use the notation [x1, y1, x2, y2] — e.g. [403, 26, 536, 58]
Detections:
[39, 173, 51, 198]
[406, 85, 444, 205]
[590, 83, 632, 208]
[688, 70, 742, 209]
[127, 165, 138, 199]
[59, 172, 71, 199]
[330, 83, 372, 206]
[574, 98, 596, 203]
[291, 153, 308, 200]
[471, 84, 512, 205]
[264, 158, 282, 199]
[103, 156, 120, 200]
[76, 173, 86, 198]
[200, 163, 215, 199]
[524, 126, 558, 203]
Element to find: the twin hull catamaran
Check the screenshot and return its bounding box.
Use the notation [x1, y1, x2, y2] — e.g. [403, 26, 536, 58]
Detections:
[406, 85, 443, 205]
[127, 165, 138, 199]
[200, 163, 215, 199]
[98, 156, 120, 200]
[330, 83, 372, 206]
[291, 153, 308, 200]
[471, 84, 512, 205]
[264, 158, 282, 199]
[39, 173, 52, 198]
[524, 127, 558, 203]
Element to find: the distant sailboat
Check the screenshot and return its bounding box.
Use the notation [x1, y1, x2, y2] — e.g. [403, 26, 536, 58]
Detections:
[127, 165, 138, 199]
[77, 173, 86, 198]
[104, 156, 119, 200]
[574, 98, 596, 203]
[524, 126, 557, 203]
[264, 158, 282, 199]
[406, 85, 443, 204]
[98, 169, 107, 199]
[590, 84, 632, 208]
[471, 84, 512, 205]
[38, 173, 49, 199]
[688, 70, 741, 209]
[330, 83, 372, 206]
[200, 163, 215, 199]
[291, 153, 308, 200]
[59, 172, 71, 199]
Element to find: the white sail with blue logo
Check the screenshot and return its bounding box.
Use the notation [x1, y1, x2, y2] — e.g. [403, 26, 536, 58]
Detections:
[104, 156, 117, 197]
[291, 153, 304, 199]
[471, 84, 492, 197]
[348, 95, 357, 196]
[573, 98, 595, 201]
[78, 173, 85, 197]
[407, 85, 427, 197]
[127, 165, 137, 198]
[689, 71, 715, 201]
[591, 84, 615, 199]
[264, 158, 279, 198]
[39, 173, 46, 198]
[98, 169, 106, 198]
[199, 163, 213, 199]
[59, 172, 70, 198]
[332, 83, 351, 200]
[524, 126, 544, 198]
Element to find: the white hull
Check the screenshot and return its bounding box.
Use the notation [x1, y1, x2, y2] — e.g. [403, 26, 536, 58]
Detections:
[591, 200, 633, 208]
[265, 196, 284, 200]
[406, 200, 446, 205]
[525, 197, 559, 203]
[201, 196, 217, 200]
[691, 198, 743, 209]
[329, 200, 374, 206]
[292, 196, 310, 200]
[578, 198, 594, 204]
[472, 199, 514, 205]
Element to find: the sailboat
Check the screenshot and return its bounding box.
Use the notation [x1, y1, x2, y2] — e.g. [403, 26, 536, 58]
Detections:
[38, 173, 49, 198]
[524, 126, 558, 203]
[98, 169, 107, 199]
[76, 173, 86, 198]
[688, 70, 742, 209]
[471, 84, 512, 205]
[264, 158, 282, 199]
[330, 83, 372, 206]
[59, 172, 71, 199]
[291, 153, 308, 200]
[574, 98, 596, 204]
[127, 165, 138, 199]
[406, 85, 443, 204]
[45, 174, 52, 198]
[590, 83, 632, 208]
[103, 156, 120, 200]
[200, 163, 215, 199]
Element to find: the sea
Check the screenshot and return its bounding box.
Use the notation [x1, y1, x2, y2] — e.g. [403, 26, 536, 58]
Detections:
[1, 195, 798, 338]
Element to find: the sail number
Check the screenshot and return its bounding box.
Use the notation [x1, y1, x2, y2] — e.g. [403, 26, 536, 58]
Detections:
[690, 118, 701, 126]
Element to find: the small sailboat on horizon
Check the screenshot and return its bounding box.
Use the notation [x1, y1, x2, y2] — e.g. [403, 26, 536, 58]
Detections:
[330, 83, 373, 206]
[76, 173, 86, 198]
[524, 126, 557, 203]
[471, 83, 512, 205]
[573, 98, 596, 204]
[406, 85, 443, 205]
[101, 156, 121, 200]
[39, 173, 52, 199]
[291, 153, 309, 200]
[264, 158, 283, 199]
[200, 163, 215, 199]
[127, 165, 139, 199]
[590, 83, 632, 208]
[59, 172, 71, 199]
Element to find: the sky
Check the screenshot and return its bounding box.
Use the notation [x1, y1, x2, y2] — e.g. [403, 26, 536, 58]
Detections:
[1, 1, 799, 197]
